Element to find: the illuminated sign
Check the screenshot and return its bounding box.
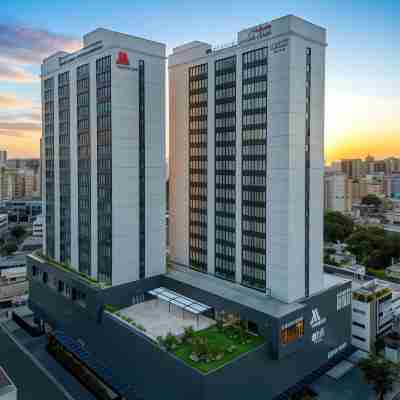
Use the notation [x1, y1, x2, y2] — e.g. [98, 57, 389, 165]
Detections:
[310, 308, 327, 329]
[247, 23, 272, 42]
[116, 51, 130, 66]
[312, 327, 325, 344]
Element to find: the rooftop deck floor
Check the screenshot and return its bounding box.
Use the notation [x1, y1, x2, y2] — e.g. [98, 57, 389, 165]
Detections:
[119, 299, 216, 340]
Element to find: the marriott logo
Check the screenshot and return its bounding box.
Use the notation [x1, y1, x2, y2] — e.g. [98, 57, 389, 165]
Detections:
[310, 308, 327, 329]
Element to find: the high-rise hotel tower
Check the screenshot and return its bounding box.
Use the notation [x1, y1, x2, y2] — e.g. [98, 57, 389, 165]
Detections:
[41, 29, 166, 286]
[169, 15, 325, 303]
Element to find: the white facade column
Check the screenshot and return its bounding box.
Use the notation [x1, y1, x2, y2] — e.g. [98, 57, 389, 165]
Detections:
[235, 53, 243, 284]
[70, 67, 79, 271]
[90, 60, 98, 279]
[53, 74, 61, 262]
[207, 60, 215, 276]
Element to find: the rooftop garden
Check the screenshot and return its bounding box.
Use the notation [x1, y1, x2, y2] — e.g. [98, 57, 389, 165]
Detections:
[353, 287, 392, 303]
[157, 321, 265, 374]
[33, 251, 111, 289]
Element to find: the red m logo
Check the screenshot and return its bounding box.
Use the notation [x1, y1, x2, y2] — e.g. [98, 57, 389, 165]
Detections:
[116, 51, 130, 65]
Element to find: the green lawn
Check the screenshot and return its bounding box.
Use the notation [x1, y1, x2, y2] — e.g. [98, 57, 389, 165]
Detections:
[173, 325, 265, 374]
[367, 267, 387, 279]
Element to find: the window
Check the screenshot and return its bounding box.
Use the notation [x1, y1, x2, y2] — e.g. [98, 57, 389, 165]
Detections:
[353, 308, 366, 316]
[281, 318, 304, 345]
[43, 271, 48, 284]
[337, 288, 352, 311]
[32, 265, 37, 276]
[352, 334, 366, 342]
[352, 321, 365, 328]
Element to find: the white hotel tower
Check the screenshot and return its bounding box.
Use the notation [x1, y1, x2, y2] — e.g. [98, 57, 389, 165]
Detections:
[41, 29, 166, 286]
[169, 15, 326, 303]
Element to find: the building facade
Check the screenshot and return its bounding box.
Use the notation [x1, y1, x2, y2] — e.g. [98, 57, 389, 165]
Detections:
[352, 280, 393, 352]
[0, 151, 7, 166]
[341, 159, 363, 180]
[41, 28, 166, 286]
[324, 173, 352, 213]
[169, 15, 325, 303]
[28, 16, 354, 400]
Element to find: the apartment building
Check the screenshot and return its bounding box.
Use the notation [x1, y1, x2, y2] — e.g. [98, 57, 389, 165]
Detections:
[41, 28, 166, 285]
[341, 159, 363, 180]
[324, 173, 352, 213]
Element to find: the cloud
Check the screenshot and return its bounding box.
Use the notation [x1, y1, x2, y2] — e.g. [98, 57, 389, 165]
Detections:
[0, 24, 81, 65]
[0, 64, 37, 83]
[0, 94, 33, 108]
[0, 121, 41, 138]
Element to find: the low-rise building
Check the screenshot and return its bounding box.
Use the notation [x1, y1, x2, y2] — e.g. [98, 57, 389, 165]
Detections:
[324, 173, 352, 213]
[386, 264, 400, 281]
[32, 215, 43, 237]
[351, 281, 393, 352]
[0, 254, 28, 306]
[19, 237, 42, 253]
[0, 214, 8, 231]
[0, 366, 17, 400]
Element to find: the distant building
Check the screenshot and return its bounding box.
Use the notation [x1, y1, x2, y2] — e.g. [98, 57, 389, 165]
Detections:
[349, 179, 367, 203]
[33, 215, 44, 237]
[341, 159, 363, 179]
[388, 174, 400, 199]
[0, 151, 7, 166]
[0, 366, 17, 400]
[324, 173, 352, 213]
[0, 214, 8, 232]
[20, 236, 43, 252]
[386, 264, 400, 281]
[0, 254, 28, 307]
[0, 166, 17, 201]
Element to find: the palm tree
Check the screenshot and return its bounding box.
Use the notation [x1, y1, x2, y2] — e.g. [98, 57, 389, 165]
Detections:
[359, 354, 400, 400]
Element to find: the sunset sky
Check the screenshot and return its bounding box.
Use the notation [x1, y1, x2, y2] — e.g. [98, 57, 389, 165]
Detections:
[0, 0, 398, 164]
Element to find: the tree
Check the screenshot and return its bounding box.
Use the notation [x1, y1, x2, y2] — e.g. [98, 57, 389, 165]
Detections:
[324, 210, 355, 243]
[359, 355, 400, 400]
[362, 194, 383, 209]
[10, 225, 26, 240]
[346, 227, 399, 268]
[1, 242, 17, 256]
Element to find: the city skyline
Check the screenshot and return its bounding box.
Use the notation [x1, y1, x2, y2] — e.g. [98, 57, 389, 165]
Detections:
[0, 0, 399, 163]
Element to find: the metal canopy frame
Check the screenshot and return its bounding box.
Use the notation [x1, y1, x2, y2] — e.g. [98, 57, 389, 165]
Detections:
[148, 287, 211, 322]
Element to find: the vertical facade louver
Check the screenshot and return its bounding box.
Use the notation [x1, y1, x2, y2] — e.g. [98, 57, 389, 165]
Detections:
[139, 60, 146, 279]
[188, 63, 208, 272]
[305, 47, 311, 297]
[241, 47, 268, 291]
[215, 56, 236, 280]
[96, 55, 112, 283]
[77, 64, 91, 275]
[58, 71, 71, 263]
[44, 77, 55, 258]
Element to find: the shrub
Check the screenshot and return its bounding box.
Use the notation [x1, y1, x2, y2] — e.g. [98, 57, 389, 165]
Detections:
[164, 332, 179, 351]
[182, 326, 195, 343]
[192, 337, 210, 359]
